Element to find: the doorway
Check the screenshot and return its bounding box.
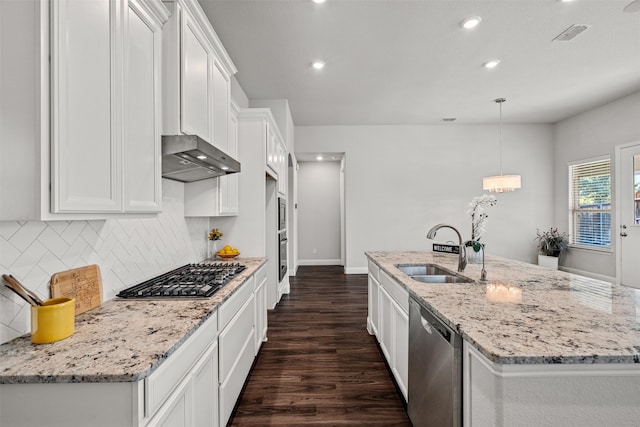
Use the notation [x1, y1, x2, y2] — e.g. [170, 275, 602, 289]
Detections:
[296, 153, 344, 266]
[616, 142, 640, 288]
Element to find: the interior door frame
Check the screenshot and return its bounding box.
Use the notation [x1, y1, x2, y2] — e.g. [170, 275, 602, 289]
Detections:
[614, 140, 640, 285]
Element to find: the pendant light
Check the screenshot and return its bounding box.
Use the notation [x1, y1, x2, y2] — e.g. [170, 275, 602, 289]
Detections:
[482, 98, 521, 193]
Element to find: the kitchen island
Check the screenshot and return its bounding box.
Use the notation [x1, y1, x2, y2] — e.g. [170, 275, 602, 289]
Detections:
[367, 251, 640, 427]
[0, 257, 267, 427]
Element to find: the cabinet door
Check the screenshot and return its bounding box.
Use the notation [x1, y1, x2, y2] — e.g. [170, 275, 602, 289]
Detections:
[51, 0, 121, 213]
[192, 342, 219, 427]
[211, 60, 229, 152]
[123, 0, 161, 212]
[378, 286, 392, 362]
[254, 276, 268, 354]
[368, 274, 380, 337]
[218, 103, 238, 215]
[147, 375, 192, 427]
[391, 300, 409, 400]
[181, 10, 211, 141]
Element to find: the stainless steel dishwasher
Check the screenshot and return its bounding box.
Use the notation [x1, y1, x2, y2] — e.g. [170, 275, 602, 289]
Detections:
[408, 296, 462, 427]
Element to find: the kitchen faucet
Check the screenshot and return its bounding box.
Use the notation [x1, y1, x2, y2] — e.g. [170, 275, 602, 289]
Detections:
[426, 224, 467, 272]
[463, 240, 488, 282]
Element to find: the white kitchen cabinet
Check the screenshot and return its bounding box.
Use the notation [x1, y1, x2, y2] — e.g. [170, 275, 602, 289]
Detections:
[123, 0, 163, 212]
[217, 100, 240, 216]
[266, 122, 279, 178]
[367, 262, 380, 337]
[277, 140, 288, 196]
[219, 292, 256, 426]
[51, 0, 164, 214]
[0, 0, 166, 220]
[51, 0, 120, 213]
[180, 7, 211, 141]
[370, 266, 409, 401]
[162, 0, 236, 152]
[254, 264, 268, 354]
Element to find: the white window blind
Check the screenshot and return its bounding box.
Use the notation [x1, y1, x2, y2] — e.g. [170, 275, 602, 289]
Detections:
[569, 159, 611, 249]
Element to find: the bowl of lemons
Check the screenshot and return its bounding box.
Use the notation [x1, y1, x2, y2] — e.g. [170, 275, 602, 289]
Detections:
[217, 245, 240, 259]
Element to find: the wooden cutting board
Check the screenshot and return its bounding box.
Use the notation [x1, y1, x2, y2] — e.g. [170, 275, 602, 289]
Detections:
[50, 265, 103, 315]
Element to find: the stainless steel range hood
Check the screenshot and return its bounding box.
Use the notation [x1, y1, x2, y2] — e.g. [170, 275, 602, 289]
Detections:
[161, 135, 240, 183]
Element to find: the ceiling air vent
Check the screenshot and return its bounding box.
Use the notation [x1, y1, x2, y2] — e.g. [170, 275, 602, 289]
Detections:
[553, 24, 590, 41]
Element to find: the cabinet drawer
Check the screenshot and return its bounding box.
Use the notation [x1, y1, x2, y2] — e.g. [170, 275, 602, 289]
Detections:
[219, 294, 255, 382]
[219, 329, 255, 427]
[146, 310, 218, 417]
[254, 264, 266, 287]
[368, 260, 380, 281]
[219, 276, 254, 330]
[380, 270, 409, 313]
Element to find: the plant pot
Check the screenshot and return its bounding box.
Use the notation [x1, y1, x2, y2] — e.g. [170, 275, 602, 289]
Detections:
[538, 254, 559, 270]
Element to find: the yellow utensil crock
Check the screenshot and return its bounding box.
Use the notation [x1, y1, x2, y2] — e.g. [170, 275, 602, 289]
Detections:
[30, 297, 75, 344]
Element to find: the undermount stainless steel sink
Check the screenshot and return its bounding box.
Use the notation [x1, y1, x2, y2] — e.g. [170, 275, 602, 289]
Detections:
[396, 264, 452, 276]
[409, 275, 471, 284]
[395, 264, 472, 284]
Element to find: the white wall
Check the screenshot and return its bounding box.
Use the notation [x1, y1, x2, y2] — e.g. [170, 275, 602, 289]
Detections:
[297, 161, 342, 264]
[295, 124, 554, 273]
[0, 179, 209, 344]
[553, 90, 640, 279]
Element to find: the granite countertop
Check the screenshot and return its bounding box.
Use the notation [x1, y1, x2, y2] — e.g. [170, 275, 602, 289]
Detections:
[367, 251, 640, 365]
[0, 257, 266, 384]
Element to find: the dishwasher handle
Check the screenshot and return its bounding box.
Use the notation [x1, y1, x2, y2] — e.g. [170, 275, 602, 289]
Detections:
[414, 298, 461, 348]
[421, 315, 452, 342]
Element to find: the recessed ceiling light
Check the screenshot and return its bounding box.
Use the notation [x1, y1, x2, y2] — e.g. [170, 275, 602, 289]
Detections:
[559, 0, 576, 3]
[460, 16, 482, 29]
[484, 59, 500, 69]
[312, 60, 325, 70]
[312, 0, 326, 3]
[316, 155, 323, 161]
[196, 155, 207, 160]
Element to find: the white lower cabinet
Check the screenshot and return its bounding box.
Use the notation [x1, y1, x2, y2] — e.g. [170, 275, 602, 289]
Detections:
[0, 265, 268, 427]
[254, 265, 268, 354]
[219, 293, 256, 426]
[368, 263, 409, 401]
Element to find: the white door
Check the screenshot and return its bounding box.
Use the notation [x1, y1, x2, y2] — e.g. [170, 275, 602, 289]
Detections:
[619, 144, 640, 288]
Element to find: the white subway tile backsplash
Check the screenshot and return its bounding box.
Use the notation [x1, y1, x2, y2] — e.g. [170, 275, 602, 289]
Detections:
[9, 222, 47, 252]
[0, 221, 21, 240]
[0, 179, 209, 344]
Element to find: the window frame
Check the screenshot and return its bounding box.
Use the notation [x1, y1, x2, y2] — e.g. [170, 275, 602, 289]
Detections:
[568, 156, 612, 252]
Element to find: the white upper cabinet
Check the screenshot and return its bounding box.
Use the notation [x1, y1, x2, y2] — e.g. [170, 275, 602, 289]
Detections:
[162, 0, 236, 154]
[51, 0, 165, 214]
[181, 8, 211, 141]
[217, 101, 239, 216]
[51, 0, 121, 213]
[123, 0, 163, 212]
[0, 0, 167, 220]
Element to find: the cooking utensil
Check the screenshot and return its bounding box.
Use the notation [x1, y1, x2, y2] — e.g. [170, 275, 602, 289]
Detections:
[4, 274, 44, 305]
[2, 274, 43, 306]
[50, 265, 103, 315]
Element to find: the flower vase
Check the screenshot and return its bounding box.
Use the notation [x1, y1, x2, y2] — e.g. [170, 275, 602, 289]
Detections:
[468, 246, 483, 264]
[538, 254, 559, 270]
[209, 240, 218, 259]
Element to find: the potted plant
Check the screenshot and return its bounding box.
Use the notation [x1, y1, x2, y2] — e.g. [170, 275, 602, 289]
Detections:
[466, 194, 497, 263]
[534, 227, 569, 269]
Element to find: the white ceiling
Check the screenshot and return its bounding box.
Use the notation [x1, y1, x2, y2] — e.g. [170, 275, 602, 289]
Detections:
[199, 0, 640, 125]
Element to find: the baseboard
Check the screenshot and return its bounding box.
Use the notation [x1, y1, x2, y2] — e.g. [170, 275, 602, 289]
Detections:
[298, 259, 342, 266]
[344, 267, 368, 275]
[560, 266, 616, 283]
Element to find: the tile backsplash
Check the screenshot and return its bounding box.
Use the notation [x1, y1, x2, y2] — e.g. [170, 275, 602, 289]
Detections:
[0, 179, 209, 344]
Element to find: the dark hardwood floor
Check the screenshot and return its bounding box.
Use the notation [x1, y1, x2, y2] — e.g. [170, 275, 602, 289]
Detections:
[228, 265, 412, 426]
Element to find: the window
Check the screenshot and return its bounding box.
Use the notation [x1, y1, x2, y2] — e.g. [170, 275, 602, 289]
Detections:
[569, 158, 611, 250]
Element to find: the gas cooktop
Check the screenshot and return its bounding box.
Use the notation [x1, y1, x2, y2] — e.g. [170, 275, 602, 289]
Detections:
[116, 263, 246, 299]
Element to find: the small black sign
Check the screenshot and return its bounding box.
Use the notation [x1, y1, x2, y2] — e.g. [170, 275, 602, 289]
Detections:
[433, 244, 460, 254]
